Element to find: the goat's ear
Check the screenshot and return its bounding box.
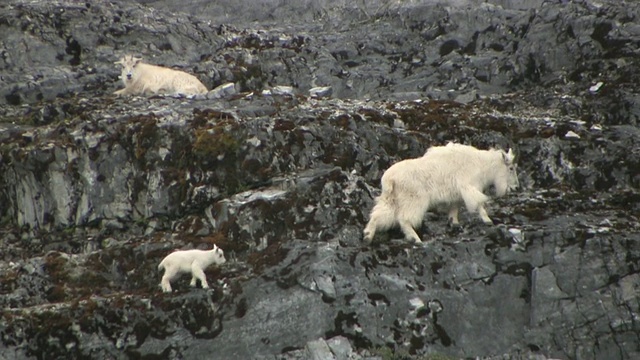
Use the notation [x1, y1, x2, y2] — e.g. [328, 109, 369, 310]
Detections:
[133, 57, 142, 64]
[114, 60, 123, 65]
[503, 148, 515, 164]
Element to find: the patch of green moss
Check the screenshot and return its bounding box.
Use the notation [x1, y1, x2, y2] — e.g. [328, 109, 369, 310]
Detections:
[125, 114, 160, 168]
[0, 114, 31, 125]
[0, 142, 16, 158]
[0, 211, 14, 229]
[390, 100, 464, 132]
[0, 270, 19, 294]
[246, 241, 289, 275]
[231, 63, 266, 92]
[193, 128, 240, 159]
[516, 203, 548, 221]
[43, 251, 110, 301]
[421, 354, 458, 360]
[273, 118, 296, 131]
[192, 108, 235, 128]
[372, 346, 458, 360]
[200, 231, 249, 254]
[358, 108, 395, 127]
[32, 309, 73, 330]
[46, 284, 67, 302]
[43, 252, 70, 283]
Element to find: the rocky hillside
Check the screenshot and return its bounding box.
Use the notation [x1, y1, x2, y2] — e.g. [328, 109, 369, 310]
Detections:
[1, 0, 639, 359]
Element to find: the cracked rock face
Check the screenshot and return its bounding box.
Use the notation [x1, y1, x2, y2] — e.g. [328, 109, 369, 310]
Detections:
[1, 0, 640, 359]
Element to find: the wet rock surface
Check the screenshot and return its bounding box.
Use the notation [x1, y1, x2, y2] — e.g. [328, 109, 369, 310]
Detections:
[1, 0, 639, 359]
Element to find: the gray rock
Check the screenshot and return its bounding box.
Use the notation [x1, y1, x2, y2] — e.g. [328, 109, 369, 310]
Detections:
[325, 336, 354, 360]
[207, 82, 238, 99]
[264, 86, 295, 96]
[309, 86, 332, 99]
[305, 338, 335, 360]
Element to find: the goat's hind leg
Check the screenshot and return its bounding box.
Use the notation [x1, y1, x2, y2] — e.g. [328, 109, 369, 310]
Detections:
[398, 219, 422, 244]
[363, 200, 395, 243]
[160, 267, 177, 293]
[363, 218, 377, 243]
[397, 203, 426, 244]
[448, 205, 460, 225]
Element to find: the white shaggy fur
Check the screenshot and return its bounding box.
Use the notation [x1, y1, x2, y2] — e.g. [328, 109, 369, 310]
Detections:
[363, 143, 519, 244]
[158, 245, 226, 293]
[114, 55, 208, 96]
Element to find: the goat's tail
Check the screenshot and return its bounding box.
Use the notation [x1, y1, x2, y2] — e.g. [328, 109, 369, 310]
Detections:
[364, 178, 397, 242]
[157, 260, 165, 272]
[366, 178, 398, 232]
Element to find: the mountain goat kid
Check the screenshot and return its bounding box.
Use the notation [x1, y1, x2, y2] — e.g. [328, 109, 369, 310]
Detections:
[114, 55, 208, 96]
[158, 245, 226, 293]
[363, 143, 519, 244]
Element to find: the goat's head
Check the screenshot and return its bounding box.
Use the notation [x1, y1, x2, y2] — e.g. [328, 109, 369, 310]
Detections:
[114, 55, 142, 82]
[501, 148, 519, 192]
[211, 245, 227, 264]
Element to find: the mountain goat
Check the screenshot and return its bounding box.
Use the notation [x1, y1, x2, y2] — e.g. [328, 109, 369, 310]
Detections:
[363, 143, 519, 244]
[158, 245, 226, 293]
[114, 55, 208, 96]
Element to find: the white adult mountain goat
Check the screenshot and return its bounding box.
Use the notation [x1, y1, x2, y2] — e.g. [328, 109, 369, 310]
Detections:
[158, 245, 226, 293]
[114, 55, 208, 96]
[363, 143, 519, 244]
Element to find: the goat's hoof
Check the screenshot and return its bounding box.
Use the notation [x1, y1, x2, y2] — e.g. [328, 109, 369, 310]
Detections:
[481, 218, 494, 225]
[447, 224, 463, 235]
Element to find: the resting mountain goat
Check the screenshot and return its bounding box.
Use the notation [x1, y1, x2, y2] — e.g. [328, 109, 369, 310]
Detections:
[158, 245, 226, 293]
[363, 143, 519, 244]
[114, 55, 208, 96]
